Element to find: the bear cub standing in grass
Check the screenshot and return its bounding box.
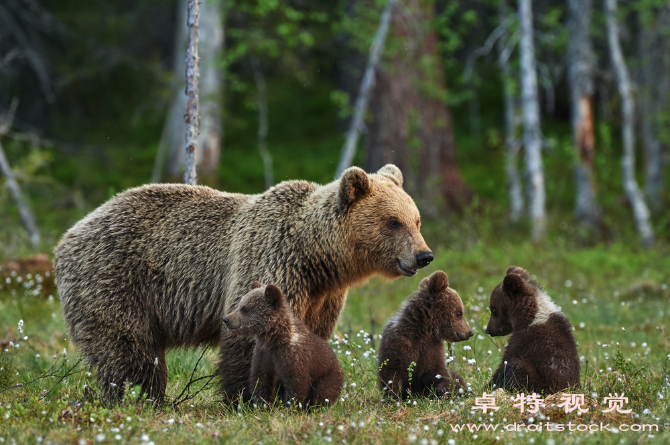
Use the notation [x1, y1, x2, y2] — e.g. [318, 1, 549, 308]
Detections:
[378, 271, 473, 399]
[486, 266, 580, 394]
[223, 282, 343, 407]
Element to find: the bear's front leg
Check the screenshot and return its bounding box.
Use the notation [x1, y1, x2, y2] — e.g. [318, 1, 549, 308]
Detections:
[217, 330, 255, 403]
[248, 346, 277, 406]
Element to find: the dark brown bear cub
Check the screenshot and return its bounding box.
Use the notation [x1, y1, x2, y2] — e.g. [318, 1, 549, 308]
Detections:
[486, 266, 580, 394]
[378, 271, 473, 399]
[223, 282, 343, 407]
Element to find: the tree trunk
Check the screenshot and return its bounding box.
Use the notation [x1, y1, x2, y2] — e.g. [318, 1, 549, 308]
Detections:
[365, 0, 468, 214]
[568, 0, 601, 229]
[498, 0, 523, 223]
[335, 0, 395, 179]
[518, 0, 545, 241]
[183, 0, 200, 186]
[250, 58, 273, 189]
[153, 0, 223, 185]
[637, 6, 670, 211]
[605, 0, 654, 246]
[0, 140, 40, 247]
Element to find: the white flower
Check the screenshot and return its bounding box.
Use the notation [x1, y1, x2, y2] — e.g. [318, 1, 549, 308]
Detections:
[95, 434, 105, 442]
[141, 434, 150, 442]
[565, 280, 572, 287]
[115, 435, 121, 441]
[435, 374, 442, 379]
[62, 348, 67, 356]
[463, 346, 472, 351]
[195, 423, 204, 429]
[154, 357, 159, 366]
[437, 429, 443, 436]
[166, 418, 175, 425]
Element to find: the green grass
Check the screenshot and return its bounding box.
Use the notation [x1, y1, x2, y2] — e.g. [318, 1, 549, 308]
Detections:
[1, 228, 669, 444]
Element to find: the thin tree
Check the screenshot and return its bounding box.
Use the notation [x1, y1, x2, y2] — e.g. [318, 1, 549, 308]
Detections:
[498, 0, 523, 222]
[153, 0, 223, 184]
[605, 0, 654, 246]
[335, 0, 396, 178]
[184, 0, 200, 186]
[250, 57, 274, 189]
[518, 0, 545, 240]
[0, 100, 40, 247]
[568, 0, 601, 229]
[637, 6, 670, 211]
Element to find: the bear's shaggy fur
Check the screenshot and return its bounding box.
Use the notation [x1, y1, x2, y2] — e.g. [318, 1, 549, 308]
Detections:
[223, 282, 343, 407]
[486, 266, 580, 394]
[378, 271, 473, 399]
[54, 165, 432, 402]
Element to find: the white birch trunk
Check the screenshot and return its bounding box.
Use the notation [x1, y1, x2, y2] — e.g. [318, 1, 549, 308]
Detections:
[183, 0, 200, 185]
[568, 0, 600, 228]
[605, 0, 654, 246]
[518, 0, 545, 240]
[498, 0, 523, 223]
[251, 58, 273, 189]
[335, 0, 396, 179]
[0, 141, 40, 247]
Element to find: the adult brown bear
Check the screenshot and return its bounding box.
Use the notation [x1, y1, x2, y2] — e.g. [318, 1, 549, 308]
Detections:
[54, 165, 433, 402]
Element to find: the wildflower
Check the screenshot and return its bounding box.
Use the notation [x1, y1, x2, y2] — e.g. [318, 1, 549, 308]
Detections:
[95, 434, 105, 442]
[463, 346, 471, 351]
[62, 348, 67, 356]
[141, 434, 150, 442]
[565, 280, 572, 288]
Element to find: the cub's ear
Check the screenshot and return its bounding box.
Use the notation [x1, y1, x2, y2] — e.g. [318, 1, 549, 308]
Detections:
[339, 167, 372, 208]
[377, 164, 403, 187]
[506, 266, 529, 279]
[265, 284, 284, 309]
[250, 281, 264, 290]
[502, 274, 528, 297]
[419, 270, 449, 295]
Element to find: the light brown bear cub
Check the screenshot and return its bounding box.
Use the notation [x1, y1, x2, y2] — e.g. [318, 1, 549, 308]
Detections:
[378, 271, 473, 399]
[223, 282, 343, 407]
[486, 266, 580, 394]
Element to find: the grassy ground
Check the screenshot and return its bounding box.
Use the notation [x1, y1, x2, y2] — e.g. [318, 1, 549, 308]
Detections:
[1, 228, 669, 444]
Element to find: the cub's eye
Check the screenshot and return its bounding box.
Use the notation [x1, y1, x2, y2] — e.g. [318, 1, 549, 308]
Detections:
[490, 307, 497, 316]
[241, 306, 248, 314]
[387, 218, 402, 229]
[456, 311, 462, 317]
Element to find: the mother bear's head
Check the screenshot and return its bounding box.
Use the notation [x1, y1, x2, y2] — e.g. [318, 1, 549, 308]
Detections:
[337, 164, 433, 279]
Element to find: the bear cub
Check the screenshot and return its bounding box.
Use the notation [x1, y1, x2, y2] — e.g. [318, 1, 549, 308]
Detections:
[223, 282, 343, 407]
[378, 271, 473, 399]
[486, 266, 580, 394]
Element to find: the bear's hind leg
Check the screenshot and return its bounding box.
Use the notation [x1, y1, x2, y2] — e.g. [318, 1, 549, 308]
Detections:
[93, 341, 167, 404]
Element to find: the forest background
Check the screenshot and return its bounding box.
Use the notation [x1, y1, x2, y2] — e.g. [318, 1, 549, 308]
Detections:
[0, 0, 669, 444]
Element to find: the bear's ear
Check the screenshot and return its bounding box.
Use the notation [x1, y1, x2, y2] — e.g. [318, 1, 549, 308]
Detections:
[264, 284, 284, 309]
[505, 266, 529, 280]
[339, 167, 372, 208]
[502, 274, 528, 298]
[250, 281, 264, 290]
[377, 164, 403, 187]
[419, 270, 449, 295]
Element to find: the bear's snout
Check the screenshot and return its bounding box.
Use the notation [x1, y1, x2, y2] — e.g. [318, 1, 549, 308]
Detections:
[415, 251, 433, 268]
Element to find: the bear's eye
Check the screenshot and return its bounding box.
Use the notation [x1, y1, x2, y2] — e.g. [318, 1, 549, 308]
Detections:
[456, 311, 462, 317]
[387, 218, 402, 229]
[490, 307, 497, 316]
[241, 306, 248, 314]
